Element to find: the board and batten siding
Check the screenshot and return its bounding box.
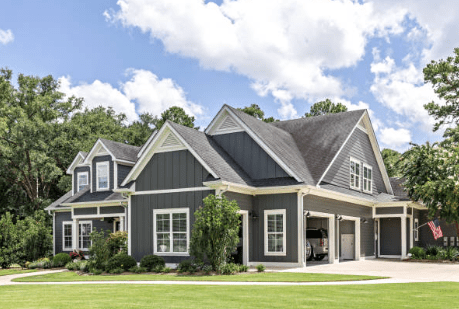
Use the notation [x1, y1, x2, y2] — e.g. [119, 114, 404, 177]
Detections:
[130, 190, 214, 262]
[251, 193, 298, 263]
[54, 211, 113, 254]
[322, 128, 387, 194]
[224, 192, 253, 211]
[117, 164, 132, 187]
[136, 150, 211, 191]
[92, 155, 115, 191]
[303, 195, 374, 257]
[73, 166, 90, 195]
[212, 131, 289, 179]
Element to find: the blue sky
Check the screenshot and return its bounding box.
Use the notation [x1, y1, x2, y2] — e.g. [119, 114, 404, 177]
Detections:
[1, 0, 457, 152]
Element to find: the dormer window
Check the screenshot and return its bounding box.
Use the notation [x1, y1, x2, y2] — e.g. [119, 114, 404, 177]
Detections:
[363, 164, 373, 193]
[77, 172, 89, 192]
[96, 162, 109, 191]
[350, 157, 360, 190]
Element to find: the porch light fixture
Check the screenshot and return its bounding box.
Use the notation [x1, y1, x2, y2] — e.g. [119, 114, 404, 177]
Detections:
[360, 217, 368, 224]
[335, 214, 343, 221]
[250, 211, 259, 220]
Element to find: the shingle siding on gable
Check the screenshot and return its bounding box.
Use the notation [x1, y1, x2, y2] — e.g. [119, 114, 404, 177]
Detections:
[92, 155, 114, 191]
[212, 131, 289, 180]
[136, 150, 211, 191]
[73, 166, 90, 195]
[117, 164, 132, 187]
[322, 128, 387, 194]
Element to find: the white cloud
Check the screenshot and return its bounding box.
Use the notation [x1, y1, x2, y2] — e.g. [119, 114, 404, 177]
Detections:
[107, 0, 407, 117]
[379, 127, 412, 150]
[0, 29, 14, 45]
[59, 69, 203, 122]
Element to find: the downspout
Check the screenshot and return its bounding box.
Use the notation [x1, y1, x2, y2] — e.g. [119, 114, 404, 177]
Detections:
[298, 188, 310, 267]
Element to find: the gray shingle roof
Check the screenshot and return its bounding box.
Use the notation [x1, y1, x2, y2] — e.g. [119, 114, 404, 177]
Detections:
[390, 177, 409, 200]
[99, 138, 140, 162]
[45, 191, 72, 211]
[168, 121, 252, 186]
[271, 109, 366, 184]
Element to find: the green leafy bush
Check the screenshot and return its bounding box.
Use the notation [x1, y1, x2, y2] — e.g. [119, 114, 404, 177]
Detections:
[425, 245, 442, 256]
[66, 262, 78, 271]
[202, 265, 213, 275]
[409, 246, 426, 259]
[105, 253, 137, 272]
[79, 261, 89, 272]
[442, 247, 459, 261]
[162, 267, 171, 273]
[177, 259, 198, 273]
[238, 264, 249, 272]
[106, 231, 128, 255]
[256, 264, 265, 272]
[221, 263, 239, 275]
[109, 267, 124, 274]
[88, 229, 111, 270]
[28, 258, 51, 269]
[129, 266, 147, 273]
[52, 253, 72, 267]
[140, 255, 165, 271]
[90, 268, 103, 275]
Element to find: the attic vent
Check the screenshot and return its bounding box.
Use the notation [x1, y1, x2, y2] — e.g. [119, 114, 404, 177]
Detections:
[219, 116, 239, 131]
[161, 133, 181, 148]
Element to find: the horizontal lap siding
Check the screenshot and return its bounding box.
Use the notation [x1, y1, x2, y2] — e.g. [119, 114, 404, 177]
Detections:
[130, 190, 215, 262]
[212, 132, 289, 179]
[251, 193, 298, 263]
[419, 210, 457, 247]
[136, 150, 210, 191]
[322, 128, 387, 194]
[303, 195, 374, 257]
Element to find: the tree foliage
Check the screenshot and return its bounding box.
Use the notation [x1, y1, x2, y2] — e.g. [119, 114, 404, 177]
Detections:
[381, 148, 402, 177]
[189, 195, 240, 272]
[304, 99, 348, 117]
[238, 104, 278, 123]
[154, 106, 198, 130]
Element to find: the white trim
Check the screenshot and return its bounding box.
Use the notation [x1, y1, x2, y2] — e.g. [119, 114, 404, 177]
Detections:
[78, 220, 93, 251]
[356, 124, 367, 133]
[349, 156, 361, 191]
[114, 162, 118, 190]
[264, 209, 287, 256]
[247, 262, 302, 268]
[238, 210, 249, 266]
[62, 221, 73, 251]
[138, 130, 158, 158]
[77, 171, 89, 192]
[53, 212, 56, 255]
[153, 208, 190, 256]
[317, 113, 364, 185]
[72, 214, 125, 220]
[213, 114, 244, 135]
[133, 187, 214, 196]
[113, 159, 135, 165]
[83, 139, 116, 165]
[66, 152, 87, 175]
[128, 195, 132, 256]
[339, 215, 361, 261]
[414, 218, 419, 241]
[362, 164, 373, 194]
[96, 161, 110, 191]
[305, 211, 336, 264]
[380, 255, 402, 259]
[62, 200, 126, 207]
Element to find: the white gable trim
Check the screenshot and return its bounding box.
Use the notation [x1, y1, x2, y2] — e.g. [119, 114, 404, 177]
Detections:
[137, 130, 158, 158]
[121, 122, 218, 187]
[206, 106, 302, 182]
[316, 111, 393, 195]
[66, 152, 86, 175]
[83, 139, 116, 165]
[213, 114, 244, 135]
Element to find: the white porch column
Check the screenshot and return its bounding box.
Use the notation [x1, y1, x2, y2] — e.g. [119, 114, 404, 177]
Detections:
[335, 219, 340, 263]
[409, 216, 414, 250]
[355, 220, 361, 261]
[328, 215, 335, 264]
[120, 216, 125, 232]
[73, 218, 79, 250]
[401, 216, 407, 259]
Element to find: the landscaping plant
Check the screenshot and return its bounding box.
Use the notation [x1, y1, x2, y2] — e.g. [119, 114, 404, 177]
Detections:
[256, 264, 266, 272]
[409, 246, 426, 259]
[105, 253, 137, 272]
[189, 194, 240, 273]
[177, 259, 199, 273]
[139, 255, 165, 271]
[52, 253, 71, 267]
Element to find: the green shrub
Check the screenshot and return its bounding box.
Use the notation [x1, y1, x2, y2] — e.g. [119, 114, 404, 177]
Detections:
[106, 231, 128, 255]
[202, 265, 213, 275]
[28, 257, 51, 269]
[152, 265, 165, 273]
[88, 229, 111, 270]
[177, 259, 198, 273]
[238, 264, 249, 272]
[256, 264, 265, 272]
[90, 268, 103, 275]
[162, 267, 171, 273]
[129, 266, 147, 273]
[221, 263, 239, 275]
[109, 267, 124, 274]
[66, 262, 78, 271]
[140, 255, 165, 271]
[79, 261, 89, 272]
[105, 253, 137, 272]
[443, 247, 459, 261]
[52, 253, 72, 267]
[425, 245, 442, 256]
[409, 246, 426, 259]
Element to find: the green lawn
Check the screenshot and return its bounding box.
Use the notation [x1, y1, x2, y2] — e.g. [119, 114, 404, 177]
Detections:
[0, 283, 458, 308]
[13, 271, 384, 282]
[0, 269, 36, 276]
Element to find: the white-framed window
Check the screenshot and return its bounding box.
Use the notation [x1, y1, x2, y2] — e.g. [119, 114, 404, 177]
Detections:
[77, 172, 89, 192]
[264, 209, 286, 256]
[414, 218, 419, 241]
[363, 164, 373, 193]
[62, 221, 73, 251]
[153, 208, 189, 255]
[62, 221, 92, 251]
[444, 237, 449, 247]
[350, 157, 361, 190]
[79, 221, 92, 250]
[96, 162, 109, 191]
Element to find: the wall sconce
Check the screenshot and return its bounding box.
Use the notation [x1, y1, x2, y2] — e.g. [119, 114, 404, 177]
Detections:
[304, 211, 311, 218]
[335, 214, 343, 221]
[250, 211, 259, 220]
[360, 217, 368, 224]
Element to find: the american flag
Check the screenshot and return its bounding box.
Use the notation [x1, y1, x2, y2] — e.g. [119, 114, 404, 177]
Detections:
[427, 218, 443, 240]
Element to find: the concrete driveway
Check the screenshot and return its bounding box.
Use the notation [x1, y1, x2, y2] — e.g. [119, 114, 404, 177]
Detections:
[281, 258, 459, 282]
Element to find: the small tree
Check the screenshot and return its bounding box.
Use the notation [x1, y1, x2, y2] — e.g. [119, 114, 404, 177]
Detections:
[0, 212, 21, 268]
[189, 195, 240, 272]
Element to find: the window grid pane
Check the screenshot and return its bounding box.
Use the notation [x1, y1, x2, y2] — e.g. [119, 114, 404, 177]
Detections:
[350, 160, 360, 189]
[79, 223, 91, 249]
[267, 213, 284, 253]
[64, 224, 72, 249]
[155, 211, 187, 254]
[97, 164, 108, 189]
[363, 166, 372, 192]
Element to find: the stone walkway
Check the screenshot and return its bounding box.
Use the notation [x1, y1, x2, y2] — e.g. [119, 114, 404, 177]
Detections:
[2, 259, 459, 286]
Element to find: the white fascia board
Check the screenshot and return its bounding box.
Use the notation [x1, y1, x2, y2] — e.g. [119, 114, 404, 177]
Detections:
[83, 139, 116, 165]
[66, 152, 85, 175]
[362, 112, 394, 195]
[204, 105, 228, 135]
[62, 200, 127, 207]
[137, 130, 157, 158]
[317, 113, 365, 186]
[114, 159, 135, 166]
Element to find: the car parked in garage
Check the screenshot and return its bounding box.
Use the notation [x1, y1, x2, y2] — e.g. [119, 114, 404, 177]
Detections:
[306, 228, 328, 261]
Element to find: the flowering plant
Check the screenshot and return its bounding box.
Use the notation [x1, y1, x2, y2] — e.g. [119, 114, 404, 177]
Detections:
[69, 250, 85, 260]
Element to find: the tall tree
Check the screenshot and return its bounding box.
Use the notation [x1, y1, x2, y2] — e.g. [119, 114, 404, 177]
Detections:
[154, 106, 198, 130]
[304, 99, 348, 117]
[238, 104, 278, 123]
[381, 148, 402, 178]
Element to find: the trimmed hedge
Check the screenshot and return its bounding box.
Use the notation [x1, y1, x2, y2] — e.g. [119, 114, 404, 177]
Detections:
[52, 253, 71, 267]
[105, 253, 136, 272]
[140, 255, 165, 271]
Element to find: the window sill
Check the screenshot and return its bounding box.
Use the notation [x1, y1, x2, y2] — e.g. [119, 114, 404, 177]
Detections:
[154, 252, 190, 256]
[264, 252, 287, 256]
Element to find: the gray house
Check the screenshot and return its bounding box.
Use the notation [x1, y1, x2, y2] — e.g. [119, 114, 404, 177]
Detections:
[47, 104, 447, 267]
